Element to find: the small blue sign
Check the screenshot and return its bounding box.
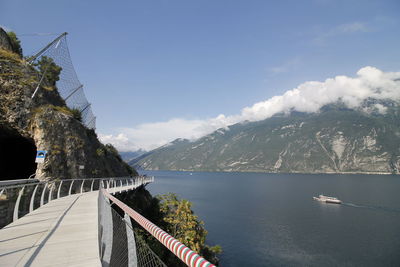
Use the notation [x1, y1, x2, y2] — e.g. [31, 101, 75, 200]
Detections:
[35, 150, 47, 163]
[36, 150, 47, 158]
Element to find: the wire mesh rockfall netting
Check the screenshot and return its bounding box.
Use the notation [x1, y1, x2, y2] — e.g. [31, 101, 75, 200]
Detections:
[30, 34, 96, 129]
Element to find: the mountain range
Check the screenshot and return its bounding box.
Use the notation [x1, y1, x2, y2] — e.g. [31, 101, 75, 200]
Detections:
[130, 99, 400, 174]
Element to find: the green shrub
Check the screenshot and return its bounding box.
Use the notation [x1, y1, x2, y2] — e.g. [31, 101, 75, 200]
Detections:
[35, 56, 62, 86]
[6, 32, 23, 57]
[71, 108, 82, 122]
[105, 143, 123, 161]
[0, 48, 22, 63]
[157, 193, 207, 253]
[96, 148, 105, 156]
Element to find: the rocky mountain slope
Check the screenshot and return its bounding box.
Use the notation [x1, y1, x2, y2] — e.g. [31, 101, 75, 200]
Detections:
[131, 100, 400, 174]
[0, 28, 136, 180]
[120, 150, 147, 162]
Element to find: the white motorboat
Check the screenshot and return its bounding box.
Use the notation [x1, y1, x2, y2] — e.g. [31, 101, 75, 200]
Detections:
[313, 194, 342, 204]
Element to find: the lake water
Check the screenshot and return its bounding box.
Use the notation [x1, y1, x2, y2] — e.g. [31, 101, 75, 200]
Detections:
[143, 171, 400, 266]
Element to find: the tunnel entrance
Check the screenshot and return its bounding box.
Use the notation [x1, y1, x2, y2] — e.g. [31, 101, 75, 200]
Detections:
[0, 126, 37, 180]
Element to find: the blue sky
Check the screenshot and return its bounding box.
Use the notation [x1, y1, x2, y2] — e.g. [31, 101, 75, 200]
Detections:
[1, 0, 400, 151]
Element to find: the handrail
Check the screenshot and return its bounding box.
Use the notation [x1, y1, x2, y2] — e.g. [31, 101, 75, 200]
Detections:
[102, 189, 216, 267]
[0, 176, 147, 227]
[0, 177, 141, 190]
[0, 179, 40, 186]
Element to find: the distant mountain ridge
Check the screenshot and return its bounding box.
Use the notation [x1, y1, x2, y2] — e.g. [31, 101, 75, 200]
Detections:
[130, 99, 400, 174]
[119, 150, 147, 162]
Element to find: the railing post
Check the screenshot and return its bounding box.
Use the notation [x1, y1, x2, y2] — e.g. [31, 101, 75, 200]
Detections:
[57, 180, 63, 199]
[13, 186, 25, 221]
[48, 184, 53, 203]
[0, 188, 4, 198]
[40, 183, 48, 206]
[80, 180, 85, 194]
[91, 179, 95, 192]
[124, 212, 138, 267]
[69, 180, 75, 195]
[119, 180, 122, 193]
[107, 180, 110, 189]
[29, 184, 39, 213]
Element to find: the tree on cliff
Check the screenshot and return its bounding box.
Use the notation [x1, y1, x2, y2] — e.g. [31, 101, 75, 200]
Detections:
[36, 56, 62, 86]
[120, 188, 220, 265]
[6, 31, 23, 57]
[158, 193, 207, 253]
[157, 193, 221, 264]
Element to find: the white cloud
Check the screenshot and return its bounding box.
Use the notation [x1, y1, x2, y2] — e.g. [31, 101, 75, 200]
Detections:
[337, 22, 368, 33]
[98, 133, 139, 152]
[314, 22, 369, 45]
[100, 66, 400, 151]
[99, 119, 206, 152]
[268, 57, 301, 75]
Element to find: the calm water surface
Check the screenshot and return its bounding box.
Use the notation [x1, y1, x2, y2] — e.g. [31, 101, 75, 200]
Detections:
[143, 171, 400, 266]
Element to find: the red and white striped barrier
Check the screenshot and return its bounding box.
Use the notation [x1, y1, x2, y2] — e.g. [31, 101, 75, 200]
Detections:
[102, 189, 216, 267]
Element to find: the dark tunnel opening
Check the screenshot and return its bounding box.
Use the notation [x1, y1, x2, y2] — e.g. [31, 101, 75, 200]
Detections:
[0, 127, 37, 181]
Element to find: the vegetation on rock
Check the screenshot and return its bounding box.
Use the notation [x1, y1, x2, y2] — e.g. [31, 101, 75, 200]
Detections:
[158, 193, 207, 253]
[0, 48, 23, 64]
[95, 143, 138, 176]
[119, 187, 221, 266]
[6, 32, 22, 57]
[35, 56, 62, 86]
[0, 29, 136, 179]
[70, 108, 82, 122]
[158, 193, 222, 264]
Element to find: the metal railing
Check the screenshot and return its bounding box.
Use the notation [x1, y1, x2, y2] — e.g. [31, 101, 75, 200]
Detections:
[99, 187, 216, 267]
[0, 176, 216, 267]
[0, 176, 150, 228]
[98, 178, 167, 267]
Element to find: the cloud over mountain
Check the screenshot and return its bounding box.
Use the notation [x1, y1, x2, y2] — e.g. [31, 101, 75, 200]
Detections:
[100, 67, 400, 151]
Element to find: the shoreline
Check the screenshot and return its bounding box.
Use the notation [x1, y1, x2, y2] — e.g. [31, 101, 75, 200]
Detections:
[138, 168, 398, 176]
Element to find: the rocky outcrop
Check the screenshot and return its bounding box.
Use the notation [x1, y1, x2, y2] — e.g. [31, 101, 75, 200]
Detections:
[30, 106, 134, 178]
[0, 29, 135, 180]
[0, 28, 14, 53]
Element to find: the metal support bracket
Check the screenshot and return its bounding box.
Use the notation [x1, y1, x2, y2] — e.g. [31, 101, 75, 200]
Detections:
[40, 183, 48, 207]
[69, 180, 75, 195]
[29, 184, 39, 213]
[57, 181, 63, 199]
[13, 186, 25, 221]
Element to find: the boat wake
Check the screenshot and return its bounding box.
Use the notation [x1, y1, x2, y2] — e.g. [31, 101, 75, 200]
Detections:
[342, 203, 400, 214]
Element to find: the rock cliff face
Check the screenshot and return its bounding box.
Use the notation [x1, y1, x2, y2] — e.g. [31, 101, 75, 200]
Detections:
[0, 29, 135, 180]
[0, 28, 19, 55]
[131, 101, 400, 174]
